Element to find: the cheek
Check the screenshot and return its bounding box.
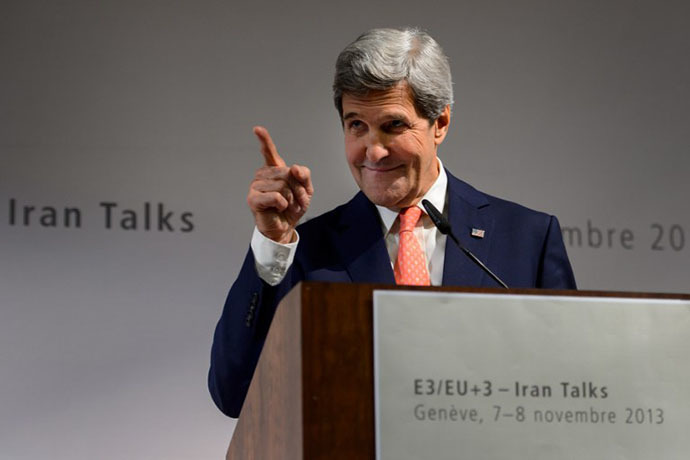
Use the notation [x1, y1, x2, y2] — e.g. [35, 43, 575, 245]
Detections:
[391, 138, 424, 168]
[404, 132, 435, 167]
[343, 143, 362, 182]
[411, 131, 433, 152]
[344, 138, 363, 164]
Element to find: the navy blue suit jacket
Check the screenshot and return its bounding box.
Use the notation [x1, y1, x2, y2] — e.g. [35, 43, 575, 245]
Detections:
[209, 171, 576, 417]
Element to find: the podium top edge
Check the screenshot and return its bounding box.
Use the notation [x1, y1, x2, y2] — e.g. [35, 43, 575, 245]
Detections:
[294, 281, 690, 301]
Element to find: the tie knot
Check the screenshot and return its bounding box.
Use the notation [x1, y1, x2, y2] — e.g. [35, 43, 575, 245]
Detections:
[399, 206, 423, 233]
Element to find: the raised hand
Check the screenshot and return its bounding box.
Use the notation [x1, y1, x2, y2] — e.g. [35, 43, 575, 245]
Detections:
[247, 126, 313, 244]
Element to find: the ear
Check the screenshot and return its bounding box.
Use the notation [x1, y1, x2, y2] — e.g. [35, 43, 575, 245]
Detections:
[433, 105, 451, 146]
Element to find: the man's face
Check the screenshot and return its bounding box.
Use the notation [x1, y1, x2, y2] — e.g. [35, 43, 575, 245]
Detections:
[342, 83, 450, 209]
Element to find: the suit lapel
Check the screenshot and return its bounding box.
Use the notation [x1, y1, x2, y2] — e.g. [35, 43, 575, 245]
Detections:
[335, 193, 396, 284]
[442, 172, 496, 287]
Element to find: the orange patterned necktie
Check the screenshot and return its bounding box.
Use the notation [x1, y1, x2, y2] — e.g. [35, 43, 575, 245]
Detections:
[394, 206, 431, 286]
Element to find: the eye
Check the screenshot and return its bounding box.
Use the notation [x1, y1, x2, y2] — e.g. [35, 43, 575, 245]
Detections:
[384, 119, 408, 133]
[347, 120, 366, 133]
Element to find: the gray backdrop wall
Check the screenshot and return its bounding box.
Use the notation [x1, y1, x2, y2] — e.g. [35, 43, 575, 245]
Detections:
[1, 0, 688, 458]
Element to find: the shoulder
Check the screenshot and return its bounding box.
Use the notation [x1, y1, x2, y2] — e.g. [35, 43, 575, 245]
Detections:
[446, 170, 554, 223]
[445, 170, 575, 288]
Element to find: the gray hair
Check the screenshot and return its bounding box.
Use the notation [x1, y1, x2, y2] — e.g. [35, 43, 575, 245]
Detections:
[333, 27, 454, 122]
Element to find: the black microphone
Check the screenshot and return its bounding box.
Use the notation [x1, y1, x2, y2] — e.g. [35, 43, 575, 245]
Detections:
[421, 199, 509, 289]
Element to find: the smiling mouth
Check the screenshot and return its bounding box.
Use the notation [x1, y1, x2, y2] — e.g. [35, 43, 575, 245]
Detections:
[362, 165, 402, 173]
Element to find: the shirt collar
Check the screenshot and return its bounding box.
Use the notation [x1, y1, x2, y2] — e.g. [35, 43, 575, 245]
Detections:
[376, 157, 448, 234]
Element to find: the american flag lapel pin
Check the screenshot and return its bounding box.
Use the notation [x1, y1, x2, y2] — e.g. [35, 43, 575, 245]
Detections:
[471, 228, 485, 238]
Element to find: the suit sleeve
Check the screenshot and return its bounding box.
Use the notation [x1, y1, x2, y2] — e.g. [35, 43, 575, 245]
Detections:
[207, 248, 298, 417]
[536, 215, 577, 289]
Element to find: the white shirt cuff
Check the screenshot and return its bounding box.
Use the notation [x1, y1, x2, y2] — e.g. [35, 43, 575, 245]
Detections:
[250, 226, 299, 286]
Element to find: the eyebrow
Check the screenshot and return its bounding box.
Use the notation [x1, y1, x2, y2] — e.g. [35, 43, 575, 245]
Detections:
[342, 111, 409, 122]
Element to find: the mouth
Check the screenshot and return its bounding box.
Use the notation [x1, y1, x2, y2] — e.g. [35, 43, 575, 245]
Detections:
[361, 164, 403, 173]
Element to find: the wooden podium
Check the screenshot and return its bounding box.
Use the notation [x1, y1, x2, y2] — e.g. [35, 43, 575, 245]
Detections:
[225, 282, 688, 460]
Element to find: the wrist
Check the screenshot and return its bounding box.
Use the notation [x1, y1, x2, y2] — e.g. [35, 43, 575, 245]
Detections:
[275, 230, 297, 244]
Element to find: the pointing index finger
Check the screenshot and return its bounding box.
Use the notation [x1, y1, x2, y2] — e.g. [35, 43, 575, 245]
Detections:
[253, 126, 286, 167]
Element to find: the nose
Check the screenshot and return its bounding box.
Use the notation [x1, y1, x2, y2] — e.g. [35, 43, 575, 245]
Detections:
[365, 132, 389, 163]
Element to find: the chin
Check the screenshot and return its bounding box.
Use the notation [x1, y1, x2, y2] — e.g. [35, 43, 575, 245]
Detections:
[357, 176, 416, 208]
[362, 187, 409, 208]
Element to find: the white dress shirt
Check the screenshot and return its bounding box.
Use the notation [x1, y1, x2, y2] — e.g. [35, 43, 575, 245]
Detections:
[376, 161, 447, 285]
[251, 158, 449, 286]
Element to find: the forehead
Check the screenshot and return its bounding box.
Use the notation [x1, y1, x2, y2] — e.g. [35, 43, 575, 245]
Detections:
[342, 84, 420, 119]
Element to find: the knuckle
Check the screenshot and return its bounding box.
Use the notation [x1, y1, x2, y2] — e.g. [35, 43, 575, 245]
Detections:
[247, 195, 260, 210]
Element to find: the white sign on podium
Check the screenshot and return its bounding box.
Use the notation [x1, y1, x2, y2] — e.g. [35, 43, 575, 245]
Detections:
[373, 291, 690, 460]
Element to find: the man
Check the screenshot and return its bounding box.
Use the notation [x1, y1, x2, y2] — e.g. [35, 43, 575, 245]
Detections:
[209, 28, 576, 418]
